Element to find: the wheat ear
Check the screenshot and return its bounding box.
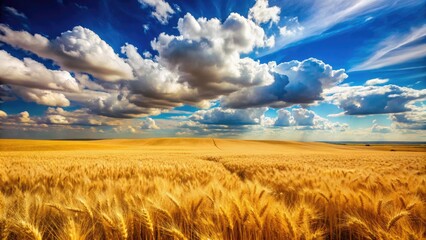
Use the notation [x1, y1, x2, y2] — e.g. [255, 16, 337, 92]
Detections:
[387, 211, 409, 230]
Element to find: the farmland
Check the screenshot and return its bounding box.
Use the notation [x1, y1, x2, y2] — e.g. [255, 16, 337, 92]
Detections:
[0, 139, 425, 239]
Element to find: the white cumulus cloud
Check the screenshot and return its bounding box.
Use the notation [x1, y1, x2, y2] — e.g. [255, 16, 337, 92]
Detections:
[12, 86, 70, 107]
[248, 0, 281, 25]
[222, 58, 347, 108]
[138, 0, 175, 24]
[151, 13, 274, 99]
[0, 25, 134, 81]
[0, 50, 79, 92]
[326, 84, 426, 115]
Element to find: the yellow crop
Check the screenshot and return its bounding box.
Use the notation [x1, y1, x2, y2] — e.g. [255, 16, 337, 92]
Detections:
[0, 138, 425, 239]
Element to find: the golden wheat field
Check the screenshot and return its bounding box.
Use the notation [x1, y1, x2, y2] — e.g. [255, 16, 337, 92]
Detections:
[0, 138, 425, 240]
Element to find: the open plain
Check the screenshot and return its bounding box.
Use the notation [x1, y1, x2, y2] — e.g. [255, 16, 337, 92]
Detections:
[0, 139, 425, 239]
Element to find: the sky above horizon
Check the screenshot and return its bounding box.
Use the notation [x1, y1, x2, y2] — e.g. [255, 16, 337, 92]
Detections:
[0, 0, 425, 141]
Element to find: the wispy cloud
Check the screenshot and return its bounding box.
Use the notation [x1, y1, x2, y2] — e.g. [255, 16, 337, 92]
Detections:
[4, 6, 27, 19]
[263, 0, 424, 56]
[350, 25, 426, 71]
[74, 3, 89, 10]
[364, 78, 389, 86]
[143, 24, 150, 33]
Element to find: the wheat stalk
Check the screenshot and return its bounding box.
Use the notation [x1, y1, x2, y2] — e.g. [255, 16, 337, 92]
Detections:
[346, 216, 375, 239]
[1, 139, 424, 239]
[232, 200, 243, 220]
[1, 220, 9, 240]
[140, 208, 154, 237]
[116, 212, 128, 240]
[387, 211, 409, 230]
[406, 202, 416, 211]
[65, 217, 78, 240]
[192, 198, 203, 214]
[220, 207, 234, 230]
[359, 195, 364, 209]
[165, 227, 188, 240]
[259, 204, 268, 217]
[166, 194, 181, 210]
[64, 206, 85, 214]
[101, 213, 115, 228]
[376, 200, 382, 216]
[152, 205, 173, 221]
[14, 220, 42, 240]
[399, 197, 407, 209]
[283, 213, 295, 238]
[78, 198, 94, 220]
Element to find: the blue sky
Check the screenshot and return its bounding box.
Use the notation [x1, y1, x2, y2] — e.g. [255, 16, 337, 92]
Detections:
[0, 0, 425, 141]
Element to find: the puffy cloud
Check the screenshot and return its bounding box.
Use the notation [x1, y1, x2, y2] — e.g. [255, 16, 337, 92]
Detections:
[52, 86, 165, 119]
[42, 107, 123, 126]
[47, 114, 69, 124]
[291, 108, 348, 131]
[18, 111, 32, 123]
[292, 108, 315, 126]
[265, 35, 275, 48]
[275, 58, 347, 103]
[12, 86, 70, 107]
[371, 120, 391, 133]
[141, 117, 160, 129]
[269, 108, 348, 131]
[365, 78, 389, 86]
[0, 14, 279, 119]
[274, 109, 293, 126]
[4, 6, 27, 19]
[85, 92, 162, 118]
[182, 107, 348, 133]
[248, 0, 281, 24]
[176, 119, 253, 137]
[0, 50, 79, 92]
[0, 25, 134, 81]
[327, 85, 426, 115]
[371, 125, 391, 133]
[0, 111, 35, 127]
[111, 117, 159, 133]
[142, 51, 152, 58]
[74, 73, 105, 91]
[110, 117, 159, 133]
[0, 110, 7, 118]
[151, 13, 274, 100]
[390, 106, 426, 130]
[60, 89, 109, 104]
[138, 0, 175, 24]
[173, 13, 268, 52]
[0, 31, 171, 117]
[0, 107, 160, 134]
[42, 107, 160, 129]
[260, 115, 276, 127]
[0, 111, 53, 133]
[223, 58, 347, 108]
[121, 44, 200, 108]
[190, 107, 267, 125]
[222, 73, 288, 108]
[279, 17, 304, 37]
[113, 125, 137, 133]
[0, 85, 16, 103]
